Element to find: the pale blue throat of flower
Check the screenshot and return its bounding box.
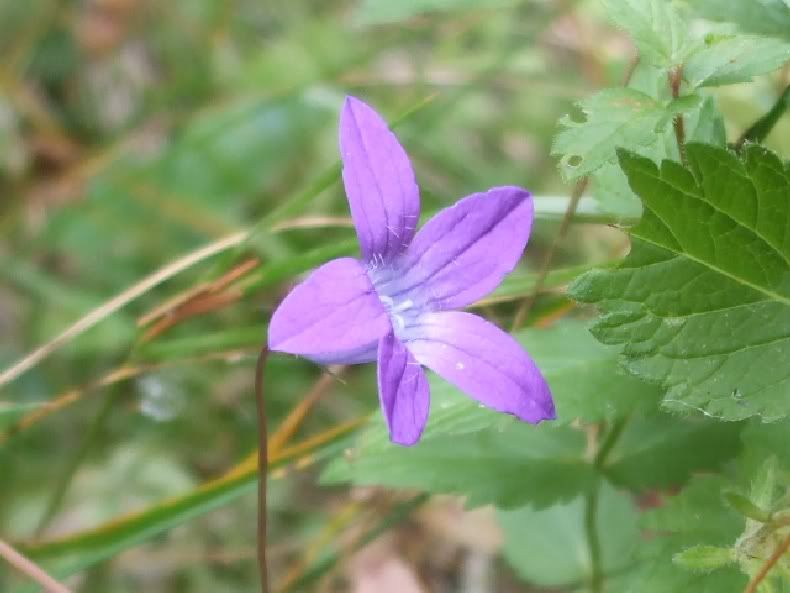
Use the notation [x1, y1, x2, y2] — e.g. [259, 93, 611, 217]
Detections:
[267, 95, 555, 446]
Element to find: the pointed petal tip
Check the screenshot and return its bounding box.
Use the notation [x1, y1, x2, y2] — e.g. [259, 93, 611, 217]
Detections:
[389, 431, 424, 447]
[407, 311, 556, 425]
[489, 185, 533, 208]
[341, 95, 356, 115]
[518, 379, 556, 425]
[341, 95, 377, 121]
[492, 184, 531, 197]
[343, 95, 364, 108]
[507, 393, 556, 425]
[528, 397, 557, 424]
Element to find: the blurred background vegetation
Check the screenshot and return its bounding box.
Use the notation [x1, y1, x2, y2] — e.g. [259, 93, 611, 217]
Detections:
[0, 0, 787, 592]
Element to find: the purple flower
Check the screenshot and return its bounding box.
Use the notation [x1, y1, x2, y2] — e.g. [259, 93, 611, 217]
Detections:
[269, 96, 555, 446]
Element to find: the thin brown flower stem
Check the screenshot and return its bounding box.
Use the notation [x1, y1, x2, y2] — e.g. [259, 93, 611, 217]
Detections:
[668, 65, 687, 165]
[0, 538, 73, 593]
[744, 533, 790, 593]
[511, 53, 640, 332]
[255, 345, 271, 593]
[511, 177, 589, 330]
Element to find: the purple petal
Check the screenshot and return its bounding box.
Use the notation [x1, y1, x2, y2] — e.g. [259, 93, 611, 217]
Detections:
[340, 96, 420, 263]
[377, 331, 430, 446]
[406, 311, 554, 423]
[268, 257, 391, 364]
[394, 186, 533, 310]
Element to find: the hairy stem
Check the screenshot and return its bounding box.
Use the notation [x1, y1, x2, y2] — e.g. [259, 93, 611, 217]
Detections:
[668, 65, 687, 165]
[255, 345, 270, 593]
[744, 533, 790, 593]
[0, 538, 72, 593]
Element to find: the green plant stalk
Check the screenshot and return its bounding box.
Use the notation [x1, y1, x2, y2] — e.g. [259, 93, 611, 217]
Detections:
[736, 84, 790, 150]
[584, 481, 603, 593]
[586, 416, 630, 593]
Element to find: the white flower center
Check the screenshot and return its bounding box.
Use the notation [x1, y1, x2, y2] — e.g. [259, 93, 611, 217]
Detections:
[367, 261, 424, 339]
[379, 296, 415, 331]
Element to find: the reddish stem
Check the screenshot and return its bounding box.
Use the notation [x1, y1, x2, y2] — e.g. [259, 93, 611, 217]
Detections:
[668, 65, 687, 165]
[255, 346, 270, 593]
[744, 534, 790, 593]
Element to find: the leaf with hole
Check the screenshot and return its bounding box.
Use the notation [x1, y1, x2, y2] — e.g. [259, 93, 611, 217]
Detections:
[553, 89, 700, 181]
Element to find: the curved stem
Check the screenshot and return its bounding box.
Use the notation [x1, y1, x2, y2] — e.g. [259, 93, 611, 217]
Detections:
[255, 345, 270, 593]
[736, 84, 789, 150]
[511, 177, 588, 330]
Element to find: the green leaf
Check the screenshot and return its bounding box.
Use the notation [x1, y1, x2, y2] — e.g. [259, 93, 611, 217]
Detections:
[323, 321, 662, 508]
[742, 420, 790, 469]
[517, 321, 663, 424]
[673, 545, 735, 572]
[600, 0, 695, 66]
[606, 414, 743, 490]
[749, 456, 779, 511]
[684, 34, 790, 88]
[479, 263, 614, 306]
[689, 0, 790, 39]
[617, 476, 746, 593]
[552, 89, 699, 180]
[723, 491, 772, 522]
[570, 144, 790, 421]
[499, 482, 640, 588]
[590, 162, 643, 220]
[586, 89, 723, 221]
[687, 95, 727, 146]
[323, 402, 595, 509]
